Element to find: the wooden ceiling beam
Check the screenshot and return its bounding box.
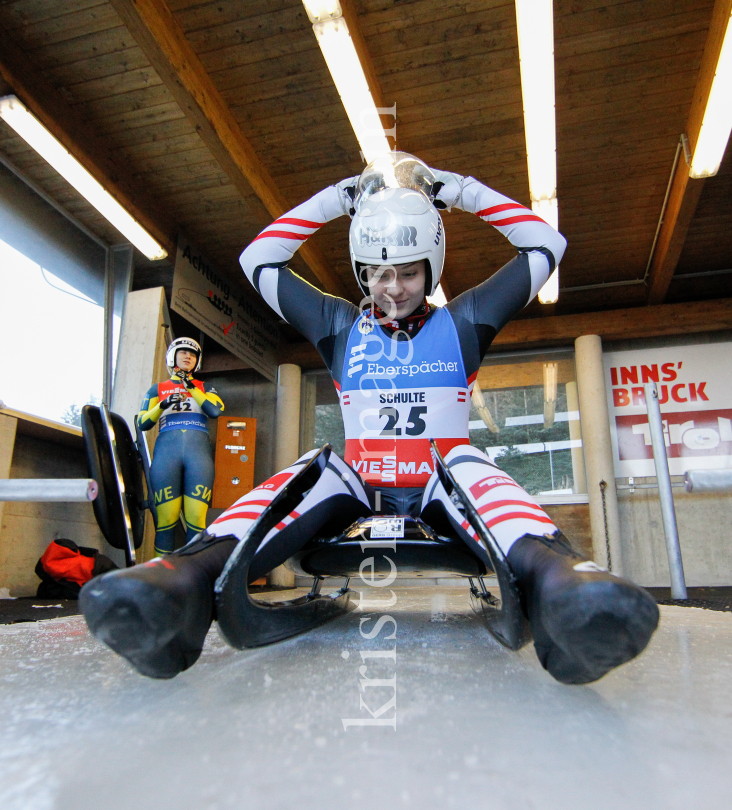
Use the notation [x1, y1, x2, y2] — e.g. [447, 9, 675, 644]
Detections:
[646, 0, 732, 305]
[279, 298, 732, 369]
[110, 0, 350, 299]
[502, 298, 732, 349]
[0, 33, 176, 257]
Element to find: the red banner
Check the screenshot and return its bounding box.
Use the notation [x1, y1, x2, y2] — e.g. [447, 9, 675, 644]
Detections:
[616, 408, 732, 461]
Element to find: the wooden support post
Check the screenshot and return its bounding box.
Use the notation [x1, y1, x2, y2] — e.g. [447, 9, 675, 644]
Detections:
[574, 335, 622, 573]
[269, 363, 302, 588]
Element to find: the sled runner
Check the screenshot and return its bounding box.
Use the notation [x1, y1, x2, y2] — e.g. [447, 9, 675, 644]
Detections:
[213, 440, 531, 652]
[214, 445, 355, 649]
[429, 440, 532, 651]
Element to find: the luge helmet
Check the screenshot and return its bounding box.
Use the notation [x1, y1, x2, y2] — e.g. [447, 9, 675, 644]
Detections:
[166, 337, 202, 375]
[348, 152, 445, 297]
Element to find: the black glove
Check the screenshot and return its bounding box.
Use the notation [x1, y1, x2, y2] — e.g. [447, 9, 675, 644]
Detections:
[335, 176, 359, 217]
[159, 393, 184, 410]
[432, 181, 447, 209]
[175, 370, 195, 389]
[430, 169, 465, 210]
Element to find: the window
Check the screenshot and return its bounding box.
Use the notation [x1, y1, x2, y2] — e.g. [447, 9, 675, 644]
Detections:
[471, 350, 586, 496]
[303, 369, 344, 457]
[0, 237, 104, 423]
[0, 160, 130, 425]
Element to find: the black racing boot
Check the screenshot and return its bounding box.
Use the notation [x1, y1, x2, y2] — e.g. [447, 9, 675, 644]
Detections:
[80, 534, 237, 679]
[507, 532, 659, 685]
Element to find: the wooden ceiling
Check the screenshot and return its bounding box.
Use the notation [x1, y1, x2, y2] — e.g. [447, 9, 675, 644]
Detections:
[0, 0, 731, 364]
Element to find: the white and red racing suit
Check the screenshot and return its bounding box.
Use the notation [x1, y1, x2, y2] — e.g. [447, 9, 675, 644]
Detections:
[206, 173, 568, 578]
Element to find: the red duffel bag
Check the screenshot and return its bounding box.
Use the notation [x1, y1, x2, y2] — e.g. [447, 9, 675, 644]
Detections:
[35, 539, 118, 599]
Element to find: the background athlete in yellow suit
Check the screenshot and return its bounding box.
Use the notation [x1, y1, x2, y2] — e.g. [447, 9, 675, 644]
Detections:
[138, 337, 225, 553]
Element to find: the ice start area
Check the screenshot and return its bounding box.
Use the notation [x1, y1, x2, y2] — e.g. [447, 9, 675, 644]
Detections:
[0, 589, 731, 810]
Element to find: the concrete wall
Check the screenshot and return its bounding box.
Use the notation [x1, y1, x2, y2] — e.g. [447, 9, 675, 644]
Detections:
[617, 477, 732, 587]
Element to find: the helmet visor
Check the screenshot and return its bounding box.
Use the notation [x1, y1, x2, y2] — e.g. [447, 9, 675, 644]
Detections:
[355, 188, 434, 225]
[356, 152, 436, 208]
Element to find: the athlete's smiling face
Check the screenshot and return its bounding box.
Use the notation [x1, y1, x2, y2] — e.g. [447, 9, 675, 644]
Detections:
[175, 349, 197, 372]
[364, 260, 426, 320]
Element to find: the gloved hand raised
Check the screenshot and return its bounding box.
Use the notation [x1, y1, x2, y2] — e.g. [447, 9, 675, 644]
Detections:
[175, 369, 195, 389]
[334, 176, 360, 217]
[431, 169, 466, 210]
[159, 395, 176, 411]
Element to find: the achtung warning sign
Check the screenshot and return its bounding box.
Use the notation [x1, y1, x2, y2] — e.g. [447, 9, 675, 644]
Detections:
[172, 236, 281, 382]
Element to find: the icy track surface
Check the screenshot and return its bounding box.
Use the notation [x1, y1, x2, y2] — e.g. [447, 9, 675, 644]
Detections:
[0, 588, 731, 810]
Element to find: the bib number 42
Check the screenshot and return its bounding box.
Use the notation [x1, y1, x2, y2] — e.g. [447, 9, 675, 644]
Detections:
[379, 406, 427, 436]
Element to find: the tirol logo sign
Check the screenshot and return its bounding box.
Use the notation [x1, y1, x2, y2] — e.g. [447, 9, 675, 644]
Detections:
[603, 343, 732, 477]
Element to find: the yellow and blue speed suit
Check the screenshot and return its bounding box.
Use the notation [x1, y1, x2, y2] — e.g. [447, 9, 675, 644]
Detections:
[139, 376, 225, 553]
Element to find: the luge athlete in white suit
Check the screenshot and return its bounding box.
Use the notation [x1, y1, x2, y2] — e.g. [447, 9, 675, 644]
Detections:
[81, 154, 659, 682]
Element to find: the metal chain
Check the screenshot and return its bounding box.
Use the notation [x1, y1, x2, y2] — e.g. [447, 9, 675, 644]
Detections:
[599, 480, 612, 571]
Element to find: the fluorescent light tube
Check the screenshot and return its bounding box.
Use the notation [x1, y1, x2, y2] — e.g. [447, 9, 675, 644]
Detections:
[302, 2, 392, 164]
[312, 18, 391, 164]
[532, 196, 558, 231]
[538, 270, 559, 304]
[515, 1, 559, 304]
[532, 197, 560, 304]
[690, 10, 732, 179]
[0, 95, 168, 260]
[515, 0, 557, 203]
[302, 0, 342, 23]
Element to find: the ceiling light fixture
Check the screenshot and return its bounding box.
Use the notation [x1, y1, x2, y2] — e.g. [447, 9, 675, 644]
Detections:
[533, 197, 559, 304]
[537, 267, 559, 305]
[689, 8, 732, 179]
[515, 0, 557, 206]
[302, 1, 392, 164]
[0, 95, 168, 260]
[515, 0, 559, 304]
